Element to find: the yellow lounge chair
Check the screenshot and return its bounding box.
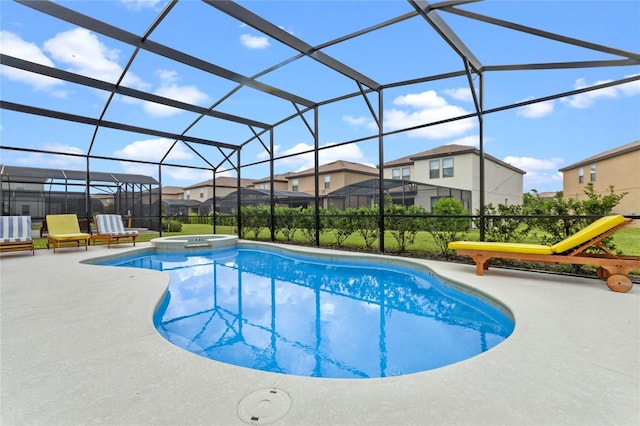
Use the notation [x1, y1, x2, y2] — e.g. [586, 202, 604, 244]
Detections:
[92, 214, 138, 248]
[46, 214, 91, 253]
[448, 215, 640, 293]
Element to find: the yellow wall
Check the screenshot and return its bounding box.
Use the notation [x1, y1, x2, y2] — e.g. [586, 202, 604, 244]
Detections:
[563, 149, 640, 216]
[292, 172, 373, 196]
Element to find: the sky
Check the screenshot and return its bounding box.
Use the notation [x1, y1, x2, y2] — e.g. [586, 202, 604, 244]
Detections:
[1, 0, 639, 193]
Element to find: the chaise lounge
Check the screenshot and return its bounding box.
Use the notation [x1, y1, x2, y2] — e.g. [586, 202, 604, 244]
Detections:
[0, 216, 35, 255]
[46, 214, 91, 253]
[448, 215, 640, 293]
[92, 214, 138, 248]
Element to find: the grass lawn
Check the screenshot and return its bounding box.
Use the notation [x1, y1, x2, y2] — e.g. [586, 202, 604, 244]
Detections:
[166, 223, 640, 254]
[30, 223, 639, 256]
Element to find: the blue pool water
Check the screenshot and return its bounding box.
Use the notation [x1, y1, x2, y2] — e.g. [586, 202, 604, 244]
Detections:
[99, 246, 514, 379]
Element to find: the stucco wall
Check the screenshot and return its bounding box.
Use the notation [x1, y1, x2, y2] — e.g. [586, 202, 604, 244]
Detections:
[292, 172, 375, 197]
[563, 149, 640, 216]
[409, 152, 523, 213]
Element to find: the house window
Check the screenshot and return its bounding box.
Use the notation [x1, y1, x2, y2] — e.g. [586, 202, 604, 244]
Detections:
[199, 188, 204, 199]
[442, 158, 454, 178]
[324, 175, 331, 189]
[429, 160, 440, 179]
[21, 204, 30, 215]
[392, 168, 401, 180]
[292, 179, 299, 192]
[402, 167, 410, 180]
[578, 167, 584, 184]
[590, 164, 596, 182]
[185, 190, 190, 200]
[260, 183, 268, 190]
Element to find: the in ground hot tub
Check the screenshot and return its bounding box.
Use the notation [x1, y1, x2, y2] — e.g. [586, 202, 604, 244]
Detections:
[150, 234, 238, 250]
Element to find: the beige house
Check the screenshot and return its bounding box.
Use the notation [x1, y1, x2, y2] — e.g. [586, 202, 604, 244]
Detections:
[286, 160, 379, 207]
[161, 186, 184, 200]
[383, 144, 526, 213]
[248, 173, 291, 191]
[181, 177, 254, 201]
[559, 140, 639, 216]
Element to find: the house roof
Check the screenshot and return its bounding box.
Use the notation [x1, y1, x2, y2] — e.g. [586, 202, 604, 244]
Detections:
[327, 177, 471, 198]
[220, 188, 315, 201]
[535, 191, 561, 198]
[286, 160, 379, 179]
[183, 176, 254, 189]
[384, 144, 526, 175]
[162, 199, 202, 207]
[0, 164, 159, 185]
[251, 173, 292, 184]
[161, 186, 184, 195]
[558, 140, 640, 171]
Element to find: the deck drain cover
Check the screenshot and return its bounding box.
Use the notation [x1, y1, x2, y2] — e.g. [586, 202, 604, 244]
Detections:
[237, 388, 291, 425]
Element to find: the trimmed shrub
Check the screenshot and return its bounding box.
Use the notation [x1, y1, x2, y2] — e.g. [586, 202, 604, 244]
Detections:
[425, 198, 469, 253]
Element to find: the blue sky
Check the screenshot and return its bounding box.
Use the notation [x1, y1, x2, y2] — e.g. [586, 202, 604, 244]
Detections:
[1, 0, 639, 193]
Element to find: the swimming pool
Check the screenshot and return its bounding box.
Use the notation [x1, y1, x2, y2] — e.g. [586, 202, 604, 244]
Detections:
[98, 245, 514, 379]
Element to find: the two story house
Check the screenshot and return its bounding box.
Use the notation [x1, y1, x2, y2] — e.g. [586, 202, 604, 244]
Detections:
[285, 160, 380, 208]
[248, 173, 291, 191]
[559, 140, 639, 216]
[383, 144, 526, 213]
[182, 176, 255, 202]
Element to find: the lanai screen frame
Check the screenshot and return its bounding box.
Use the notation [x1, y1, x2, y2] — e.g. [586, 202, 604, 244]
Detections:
[1, 0, 639, 251]
[0, 164, 160, 227]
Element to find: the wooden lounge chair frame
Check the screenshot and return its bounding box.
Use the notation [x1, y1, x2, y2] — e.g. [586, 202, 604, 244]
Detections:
[0, 216, 35, 255]
[92, 214, 138, 248]
[449, 216, 639, 293]
[46, 214, 91, 253]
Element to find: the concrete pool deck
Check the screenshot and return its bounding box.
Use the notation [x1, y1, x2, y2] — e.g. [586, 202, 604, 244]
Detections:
[1, 242, 638, 425]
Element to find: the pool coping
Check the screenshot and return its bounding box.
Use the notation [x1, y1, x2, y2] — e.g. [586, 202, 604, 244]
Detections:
[1, 240, 638, 425]
[150, 234, 238, 250]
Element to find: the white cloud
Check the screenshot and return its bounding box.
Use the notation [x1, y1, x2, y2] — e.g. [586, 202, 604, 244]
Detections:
[561, 76, 635, 109]
[393, 90, 448, 109]
[342, 115, 370, 125]
[389, 90, 475, 139]
[385, 107, 475, 139]
[503, 155, 565, 192]
[443, 87, 474, 102]
[240, 33, 270, 49]
[117, 162, 214, 183]
[14, 143, 85, 168]
[1, 28, 149, 98]
[116, 162, 157, 178]
[0, 31, 62, 90]
[114, 138, 194, 162]
[120, 0, 165, 10]
[165, 168, 214, 183]
[44, 27, 148, 89]
[503, 155, 564, 171]
[516, 98, 554, 119]
[344, 90, 476, 139]
[115, 161, 213, 186]
[44, 142, 85, 156]
[268, 142, 369, 171]
[44, 28, 121, 82]
[448, 135, 481, 147]
[156, 69, 178, 84]
[618, 74, 640, 96]
[521, 170, 563, 192]
[118, 164, 213, 183]
[142, 70, 209, 117]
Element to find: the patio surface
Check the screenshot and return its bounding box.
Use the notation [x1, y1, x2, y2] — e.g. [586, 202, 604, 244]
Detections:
[1, 241, 638, 425]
